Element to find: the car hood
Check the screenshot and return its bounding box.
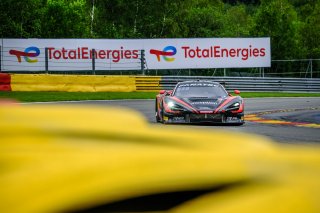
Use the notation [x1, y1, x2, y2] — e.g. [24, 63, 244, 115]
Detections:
[179, 97, 225, 111]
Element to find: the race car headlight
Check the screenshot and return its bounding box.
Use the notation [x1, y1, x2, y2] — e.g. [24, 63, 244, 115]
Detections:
[167, 101, 175, 108]
[226, 102, 240, 111]
[166, 101, 186, 111]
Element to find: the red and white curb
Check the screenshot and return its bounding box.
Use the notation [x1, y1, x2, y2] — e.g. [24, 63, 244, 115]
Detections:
[245, 108, 320, 129]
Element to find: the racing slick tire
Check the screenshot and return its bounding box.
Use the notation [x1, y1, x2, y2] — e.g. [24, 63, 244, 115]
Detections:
[155, 100, 161, 123]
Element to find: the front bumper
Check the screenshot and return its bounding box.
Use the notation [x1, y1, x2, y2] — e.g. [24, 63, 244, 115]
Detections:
[163, 112, 244, 124]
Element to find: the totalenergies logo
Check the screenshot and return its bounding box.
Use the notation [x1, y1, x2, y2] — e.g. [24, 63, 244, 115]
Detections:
[150, 46, 177, 62]
[9, 46, 40, 63]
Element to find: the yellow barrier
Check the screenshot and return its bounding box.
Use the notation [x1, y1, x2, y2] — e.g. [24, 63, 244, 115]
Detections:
[0, 104, 319, 213]
[10, 74, 136, 92]
[135, 76, 162, 91]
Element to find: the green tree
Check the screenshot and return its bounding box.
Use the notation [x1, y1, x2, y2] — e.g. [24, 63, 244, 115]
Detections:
[178, 0, 225, 37]
[0, 0, 45, 38]
[251, 0, 302, 59]
[90, 0, 138, 38]
[42, 0, 90, 38]
[300, 2, 320, 58]
[90, 0, 192, 38]
[221, 4, 253, 37]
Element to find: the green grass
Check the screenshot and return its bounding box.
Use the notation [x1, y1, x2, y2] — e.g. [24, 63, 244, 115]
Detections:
[0, 91, 319, 102]
[0, 91, 158, 102]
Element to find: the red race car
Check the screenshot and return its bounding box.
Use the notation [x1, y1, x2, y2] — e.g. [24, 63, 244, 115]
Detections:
[155, 80, 244, 125]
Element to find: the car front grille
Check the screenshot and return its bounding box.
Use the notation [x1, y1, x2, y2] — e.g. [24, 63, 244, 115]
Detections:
[189, 114, 222, 122]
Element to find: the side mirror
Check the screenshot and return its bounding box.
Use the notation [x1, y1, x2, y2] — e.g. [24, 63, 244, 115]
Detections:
[159, 90, 166, 95]
[234, 90, 241, 95]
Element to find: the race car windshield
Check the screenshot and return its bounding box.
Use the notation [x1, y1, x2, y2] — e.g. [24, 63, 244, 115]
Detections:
[174, 83, 228, 98]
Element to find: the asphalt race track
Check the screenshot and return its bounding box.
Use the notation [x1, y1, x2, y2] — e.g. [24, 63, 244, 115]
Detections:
[33, 97, 320, 144]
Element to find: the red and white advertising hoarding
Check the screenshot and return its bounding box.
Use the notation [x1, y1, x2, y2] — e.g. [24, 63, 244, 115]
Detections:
[1, 38, 270, 71]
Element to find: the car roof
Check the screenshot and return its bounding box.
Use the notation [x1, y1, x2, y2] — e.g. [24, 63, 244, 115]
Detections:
[176, 80, 221, 86]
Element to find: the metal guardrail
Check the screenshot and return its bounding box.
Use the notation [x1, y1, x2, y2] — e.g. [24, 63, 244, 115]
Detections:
[158, 76, 320, 92]
[135, 76, 161, 91]
[1, 73, 319, 92]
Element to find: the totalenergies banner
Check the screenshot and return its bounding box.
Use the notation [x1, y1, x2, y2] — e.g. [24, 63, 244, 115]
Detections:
[1, 38, 270, 71]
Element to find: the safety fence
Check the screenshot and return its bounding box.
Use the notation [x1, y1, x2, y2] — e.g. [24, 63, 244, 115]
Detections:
[135, 76, 161, 91]
[1, 74, 319, 92]
[159, 76, 320, 92]
[135, 76, 320, 92]
[1, 44, 320, 78]
[146, 59, 320, 78]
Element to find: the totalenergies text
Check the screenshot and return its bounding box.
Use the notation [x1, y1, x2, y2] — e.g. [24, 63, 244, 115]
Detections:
[47, 47, 139, 62]
[182, 45, 266, 61]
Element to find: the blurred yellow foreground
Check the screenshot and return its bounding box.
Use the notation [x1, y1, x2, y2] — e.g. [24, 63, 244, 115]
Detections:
[1, 103, 319, 213]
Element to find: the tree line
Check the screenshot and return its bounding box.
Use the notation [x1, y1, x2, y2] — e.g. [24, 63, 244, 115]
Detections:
[0, 0, 319, 61]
